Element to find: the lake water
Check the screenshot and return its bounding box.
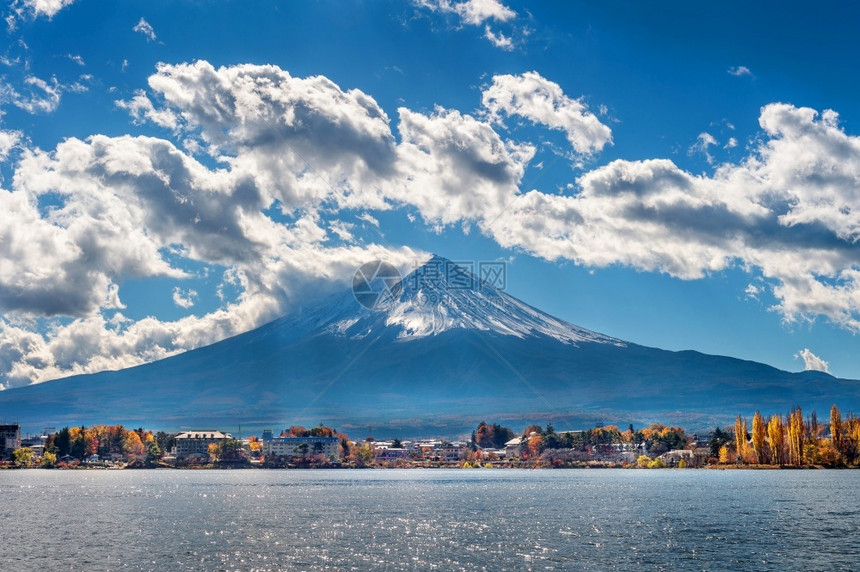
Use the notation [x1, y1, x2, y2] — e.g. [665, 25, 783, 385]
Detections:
[1, 469, 857, 571]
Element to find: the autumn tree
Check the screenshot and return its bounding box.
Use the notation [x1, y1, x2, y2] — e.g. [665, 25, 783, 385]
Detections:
[830, 404, 844, 457]
[474, 422, 515, 449]
[123, 429, 145, 461]
[69, 426, 87, 459]
[85, 425, 106, 457]
[526, 434, 544, 459]
[308, 424, 334, 437]
[639, 424, 687, 456]
[289, 426, 308, 437]
[41, 451, 57, 468]
[734, 416, 750, 464]
[847, 416, 860, 465]
[718, 444, 733, 464]
[337, 432, 352, 458]
[751, 411, 767, 464]
[13, 447, 33, 467]
[210, 439, 245, 462]
[788, 407, 804, 466]
[767, 414, 785, 466]
[350, 443, 374, 467]
[522, 425, 542, 437]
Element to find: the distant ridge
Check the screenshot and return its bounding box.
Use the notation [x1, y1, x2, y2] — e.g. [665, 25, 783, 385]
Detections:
[0, 256, 857, 436]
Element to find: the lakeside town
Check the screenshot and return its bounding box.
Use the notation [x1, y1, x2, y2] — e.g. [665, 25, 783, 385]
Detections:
[3, 404, 860, 470]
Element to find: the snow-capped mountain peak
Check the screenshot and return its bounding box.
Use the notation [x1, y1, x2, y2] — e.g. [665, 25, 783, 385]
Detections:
[316, 256, 623, 346]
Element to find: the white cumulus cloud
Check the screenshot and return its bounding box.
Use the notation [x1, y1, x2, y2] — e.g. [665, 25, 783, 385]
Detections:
[482, 71, 612, 156]
[796, 348, 830, 373]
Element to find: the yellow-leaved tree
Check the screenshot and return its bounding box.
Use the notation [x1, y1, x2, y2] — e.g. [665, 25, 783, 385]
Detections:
[123, 430, 145, 461]
[788, 407, 804, 466]
[734, 416, 749, 464]
[830, 404, 843, 458]
[768, 414, 785, 466]
[751, 411, 767, 464]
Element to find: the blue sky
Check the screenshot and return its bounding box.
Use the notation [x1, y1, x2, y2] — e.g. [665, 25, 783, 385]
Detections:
[0, 0, 859, 387]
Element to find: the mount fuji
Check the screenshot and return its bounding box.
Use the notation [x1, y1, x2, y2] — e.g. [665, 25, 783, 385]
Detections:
[1, 256, 857, 436]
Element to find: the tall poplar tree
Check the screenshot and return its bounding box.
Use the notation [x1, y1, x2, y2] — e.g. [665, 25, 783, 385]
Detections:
[734, 416, 748, 464]
[830, 404, 843, 455]
[752, 411, 767, 464]
[767, 414, 784, 465]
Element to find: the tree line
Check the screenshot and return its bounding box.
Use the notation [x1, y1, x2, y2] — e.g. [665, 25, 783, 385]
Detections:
[720, 405, 860, 467]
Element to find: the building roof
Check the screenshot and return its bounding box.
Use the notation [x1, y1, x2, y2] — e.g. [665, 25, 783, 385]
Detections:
[175, 430, 232, 440]
[269, 436, 339, 444]
[505, 437, 522, 446]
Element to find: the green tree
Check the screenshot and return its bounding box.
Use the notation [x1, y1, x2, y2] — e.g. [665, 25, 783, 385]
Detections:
[708, 427, 731, 458]
[213, 439, 245, 461]
[145, 442, 162, 467]
[41, 451, 57, 468]
[155, 431, 175, 456]
[54, 427, 72, 457]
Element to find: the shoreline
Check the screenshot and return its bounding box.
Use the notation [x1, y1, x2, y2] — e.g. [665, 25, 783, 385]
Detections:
[3, 462, 854, 471]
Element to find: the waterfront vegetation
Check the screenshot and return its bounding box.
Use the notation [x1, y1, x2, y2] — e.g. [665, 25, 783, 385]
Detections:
[6, 404, 860, 470]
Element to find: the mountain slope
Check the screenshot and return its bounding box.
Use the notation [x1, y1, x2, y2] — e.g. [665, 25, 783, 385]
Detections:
[1, 257, 857, 435]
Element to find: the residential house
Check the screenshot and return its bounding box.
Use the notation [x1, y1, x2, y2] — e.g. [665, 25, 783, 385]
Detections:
[504, 437, 522, 459]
